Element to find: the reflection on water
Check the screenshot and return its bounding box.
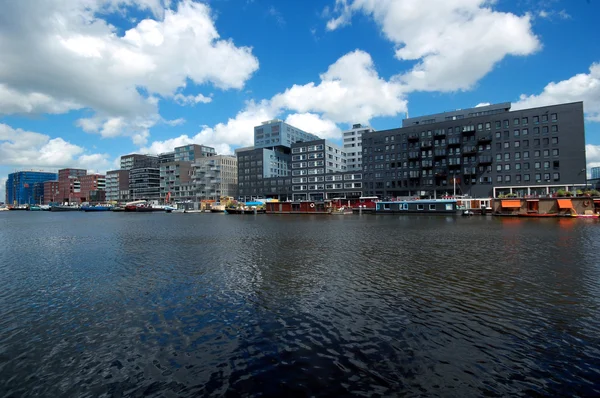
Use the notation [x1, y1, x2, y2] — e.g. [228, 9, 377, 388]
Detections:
[1, 212, 600, 396]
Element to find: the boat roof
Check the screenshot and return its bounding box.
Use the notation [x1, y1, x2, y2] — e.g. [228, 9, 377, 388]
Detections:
[378, 199, 457, 204]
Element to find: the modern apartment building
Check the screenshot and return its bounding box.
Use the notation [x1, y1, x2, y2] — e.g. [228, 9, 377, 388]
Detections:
[118, 154, 160, 202]
[591, 167, 600, 180]
[194, 155, 238, 200]
[175, 144, 216, 162]
[254, 119, 320, 149]
[343, 123, 374, 171]
[120, 154, 158, 170]
[43, 181, 60, 204]
[160, 161, 195, 202]
[361, 102, 586, 198]
[79, 174, 106, 202]
[57, 168, 87, 203]
[105, 170, 130, 202]
[5, 171, 58, 205]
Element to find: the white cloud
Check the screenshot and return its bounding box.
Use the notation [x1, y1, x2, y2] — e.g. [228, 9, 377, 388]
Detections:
[272, 50, 407, 123]
[0, 176, 6, 204]
[513, 63, 600, 122]
[475, 102, 491, 107]
[142, 50, 405, 154]
[164, 117, 186, 126]
[325, 0, 541, 92]
[173, 93, 213, 106]
[285, 113, 342, 140]
[0, 123, 113, 172]
[0, 0, 259, 142]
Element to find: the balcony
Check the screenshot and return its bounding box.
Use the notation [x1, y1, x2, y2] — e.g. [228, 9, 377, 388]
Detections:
[478, 135, 492, 143]
[461, 125, 476, 134]
[407, 133, 419, 141]
[420, 140, 433, 149]
[478, 156, 493, 164]
[448, 137, 461, 146]
[434, 130, 446, 137]
[463, 146, 477, 154]
[463, 167, 477, 175]
[434, 168, 447, 177]
[434, 149, 446, 158]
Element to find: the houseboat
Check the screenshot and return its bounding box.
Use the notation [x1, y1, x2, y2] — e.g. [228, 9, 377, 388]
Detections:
[374, 199, 459, 215]
[492, 197, 600, 217]
[265, 201, 332, 215]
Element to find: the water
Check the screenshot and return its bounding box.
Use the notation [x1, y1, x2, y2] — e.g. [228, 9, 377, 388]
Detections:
[1, 212, 599, 397]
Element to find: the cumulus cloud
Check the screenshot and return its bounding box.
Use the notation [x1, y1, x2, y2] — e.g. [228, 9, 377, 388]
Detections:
[513, 63, 600, 122]
[324, 0, 541, 92]
[142, 50, 405, 154]
[586, 144, 600, 178]
[0, 0, 259, 141]
[173, 93, 213, 106]
[0, 123, 113, 171]
[475, 102, 491, 107]
[284, 113, 342, 140]
[272, 50, 407, 123]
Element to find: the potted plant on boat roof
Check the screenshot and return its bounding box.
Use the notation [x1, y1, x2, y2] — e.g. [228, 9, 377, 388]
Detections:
[565, 190, 573, 197]
[556, 189, 566, 197]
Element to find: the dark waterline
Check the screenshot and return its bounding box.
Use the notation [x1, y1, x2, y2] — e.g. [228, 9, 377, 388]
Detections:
[1, 212, 600, 397]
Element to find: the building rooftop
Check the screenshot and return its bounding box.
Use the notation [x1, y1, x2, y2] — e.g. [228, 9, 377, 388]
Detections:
[402, 102, 511, 127]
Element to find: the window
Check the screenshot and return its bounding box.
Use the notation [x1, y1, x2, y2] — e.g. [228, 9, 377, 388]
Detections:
[542, 126, 549, 134]
[505, 175, 511, 182]
[514, 129, 520, 137]
[514, 118, 520, 125]
[504, 142, 510, 149]
[504, 131, 510, 139]
[535, 162, 541, 169]
[534, 150, 540, 157]
[553, 172, 560, 181]
[551, 125, 558, 133]
[496, 143, 502, 150]
[496, 154, 502, 161]
[551, 113, 557, 122]
[495, 121, 501, 129]
[534, 127, 540, 135]
[551, 137, 558, 144]
[497, 175, 503, 182]
[543, 149, 549, 157]
[552, 149, 559, 156]
[542, 114, 548, 123]
[544, 161, 550, 169]
[523, 128, 528, 136]
[495, 132, 501, 139]
[515, 152, 521, 160]
[504, 164, 511, 171]
[516, 174, 521, 182]
[504, 153, 511, 161]
[524, 151, 529, 159]
[417, 204, 424, 210]
[524, 174, 530, 181]
[515, 163, 521, 170]
[522, 117, 528, 125]
[504, 120, 509, 128]
[485, 122, 491, 130]
[515, 141, 520, 148]
[477, 123, 483, 131]
[533, 116, 539, 124]
[524, 162, 530, 170]
[535, 173, 541, 181]
[553, 161, 560, 169]
[429, 204, 436, 210]
[534, 139, 540, 147]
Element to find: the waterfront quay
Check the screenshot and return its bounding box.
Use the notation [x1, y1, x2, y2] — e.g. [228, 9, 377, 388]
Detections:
[0, 213, 599, 396]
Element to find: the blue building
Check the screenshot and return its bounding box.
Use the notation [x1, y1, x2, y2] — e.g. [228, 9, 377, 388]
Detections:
[591, 167, 600, 180]
[253, 120, 320, 149]
[5, 171, 58, 205]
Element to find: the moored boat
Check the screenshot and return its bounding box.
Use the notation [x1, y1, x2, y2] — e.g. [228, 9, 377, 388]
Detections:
[374, 199, 459, 215]
[50, 205, 81, 211]
[82, 205, 112, 212]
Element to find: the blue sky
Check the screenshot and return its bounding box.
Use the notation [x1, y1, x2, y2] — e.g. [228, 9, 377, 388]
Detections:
[1, 0, 599, 200]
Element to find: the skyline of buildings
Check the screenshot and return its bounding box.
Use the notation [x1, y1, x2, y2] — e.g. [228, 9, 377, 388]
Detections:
[4, 101, 590, 205]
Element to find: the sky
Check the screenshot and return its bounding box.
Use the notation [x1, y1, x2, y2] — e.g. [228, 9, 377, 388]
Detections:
[1, 0, 600, 200]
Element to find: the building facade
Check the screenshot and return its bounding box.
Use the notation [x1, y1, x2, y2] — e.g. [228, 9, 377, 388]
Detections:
[194, 155, 238, 201]
[343, 123, 374, 171]
[43, 181, 60, 204]
[254, 120, 320, 149]
[160, 161, 195, 202]
[105, 170, 130, 202]
[175, 144, 216, 162]
[120, 154, 158, 170]
[5, 171, 58, 205]
[129, 167, 160, 201]
[79, 174, 106, 202]
[591, 167, 600, 180]
[361, 102, 586, 198]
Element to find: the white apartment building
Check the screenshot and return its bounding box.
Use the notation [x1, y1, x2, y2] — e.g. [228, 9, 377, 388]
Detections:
[343, 123, 374, 171]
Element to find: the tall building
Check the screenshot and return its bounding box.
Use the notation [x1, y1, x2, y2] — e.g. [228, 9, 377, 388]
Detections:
[194, 155, 238, 201]
[119, 154, 160, 202]
[343, 123, 374, 171]
[57, 168, 87, 203]
[105, 170, 130, 202]
[43, 181, 60, 204]
[254, 119, 320, 149]
[175, 144, 216, 162]
[79, 174, 106, 202]
[5, 171, 57, 205]
[361, 102, 586, 198]
[591, 167, 600, 180]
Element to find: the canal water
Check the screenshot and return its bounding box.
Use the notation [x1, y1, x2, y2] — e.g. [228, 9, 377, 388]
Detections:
[1, 212, 599, 396]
